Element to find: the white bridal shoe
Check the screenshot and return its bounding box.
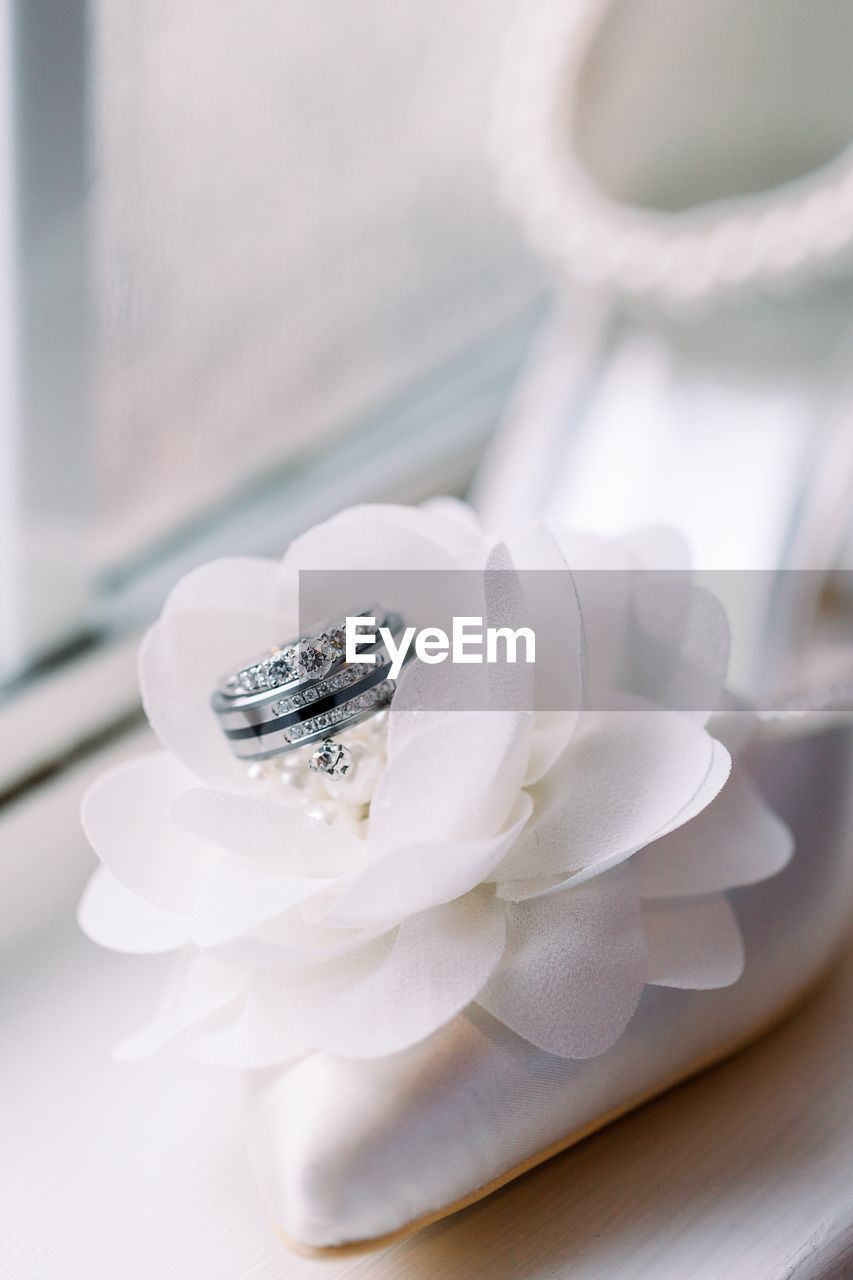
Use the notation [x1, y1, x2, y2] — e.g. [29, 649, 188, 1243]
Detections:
[77, 0, 853, 1258]
[243, 0, 853, 1253]
[246, 730, 853, 1251]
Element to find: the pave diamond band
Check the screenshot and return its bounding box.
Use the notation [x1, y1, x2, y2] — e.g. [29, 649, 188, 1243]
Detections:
[222, 676, 397, 763]
[219, 614, 355, 698]
[217, 608, 399, 701]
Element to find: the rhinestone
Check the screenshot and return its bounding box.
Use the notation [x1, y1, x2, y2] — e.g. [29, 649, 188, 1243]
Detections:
[309, 739, 354, 780]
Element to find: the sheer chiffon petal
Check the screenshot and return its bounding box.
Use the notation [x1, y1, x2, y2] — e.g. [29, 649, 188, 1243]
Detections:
[369, 711, 532, 844]
[172, 787, 369, 877]
[78, 866, 192, 953]
[633, 769, 794, 898]
[478, 868, 647, 1058]
[80, 750, 211, 912]
[322, 794, 533, 928]
[113, 952, 245, 1060]
[643, 894, 745, 989]
[232, 891, 506, 1061]
[493, 706, 731, 883]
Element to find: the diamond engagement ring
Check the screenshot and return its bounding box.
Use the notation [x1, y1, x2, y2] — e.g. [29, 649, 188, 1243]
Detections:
[217, 607, 383, 697]
[212, 609, 404, 773]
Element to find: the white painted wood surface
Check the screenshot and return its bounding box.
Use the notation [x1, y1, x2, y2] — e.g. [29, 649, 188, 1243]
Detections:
[3, 913, 853, 1278]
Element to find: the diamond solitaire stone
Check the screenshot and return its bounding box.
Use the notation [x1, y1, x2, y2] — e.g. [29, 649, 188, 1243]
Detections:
[309, 739, 353, 779]
[293, 638, 334, 681]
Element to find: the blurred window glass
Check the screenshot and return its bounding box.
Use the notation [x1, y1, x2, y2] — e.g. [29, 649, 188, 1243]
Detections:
[2, 0, 541, 687]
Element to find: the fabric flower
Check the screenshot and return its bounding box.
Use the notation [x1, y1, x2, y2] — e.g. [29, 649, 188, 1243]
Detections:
[78, 500, 793, 1067]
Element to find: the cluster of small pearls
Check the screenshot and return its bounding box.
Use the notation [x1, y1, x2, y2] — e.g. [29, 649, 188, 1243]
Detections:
[244, 709, 389, 839]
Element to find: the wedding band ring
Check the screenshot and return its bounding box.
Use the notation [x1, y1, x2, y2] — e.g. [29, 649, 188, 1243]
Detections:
[212, 608, 403, 763]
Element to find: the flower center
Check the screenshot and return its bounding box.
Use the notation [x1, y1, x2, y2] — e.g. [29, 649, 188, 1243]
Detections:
[245, 710, 388, 838]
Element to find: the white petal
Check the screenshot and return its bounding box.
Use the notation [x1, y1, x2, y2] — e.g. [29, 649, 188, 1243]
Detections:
[382, 530, 579, 769]
[626, 576, 730, 723]
[525, 711, 580, 788]
[162, 555, 289, 620]
[385, 661, 464, 753]
[547, 527, 633, 694]
[186, 994, 309, 1068]
[482, 540, 536, 712]
[242, 891, 506, 1059]
[622, 526, 692, 572]
[213, 904, 383, 971]
[323, 793, 533, 928]
[478, 867, 646, 1058]
[550, 526, 729, 722]
[376, 537, 538, 741]
[643, 894, 744, 989]
[369, 710, 532, 844]
[113, 952, 244, 1060]
[651, 732, 733, 839]
[492, 705, 731, 883]
[78, 866, 192, 953]
[707, 694, 761, 757]
[419, 496, 485, 544]
[493, 874, 572, 903]
[498, 526, 585, 783]
[279, 504, 485, 632]
[171, 787, 367, 877]
[550, 527, 634, 574]
[190, 856, 329, 948]
[285, 502, 484, 568]
[139, 609, 285, 789]
[633, 769, 793, 898]
[80, 751, 211, 913]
